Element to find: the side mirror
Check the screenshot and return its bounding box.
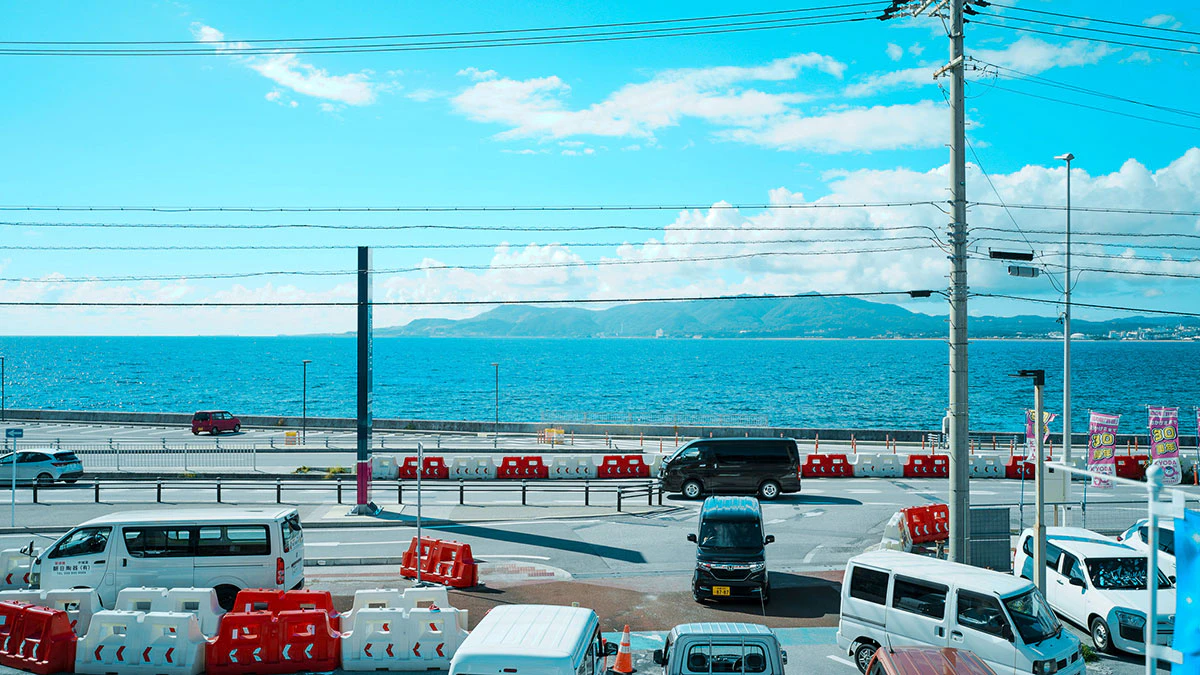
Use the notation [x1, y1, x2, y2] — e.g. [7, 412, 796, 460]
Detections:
[764, 535, 775, 545]
[780, 650, 788, 665]
[687, 533, 697, 543]
[604, 642, 619, 657]
[652, 649, 665, 665]
[1069, 577, 1085, 588]
[1001, 625, 1014, 642]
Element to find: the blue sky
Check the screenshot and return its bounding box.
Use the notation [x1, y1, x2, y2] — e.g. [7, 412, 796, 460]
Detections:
[0, 1, 1197, 335]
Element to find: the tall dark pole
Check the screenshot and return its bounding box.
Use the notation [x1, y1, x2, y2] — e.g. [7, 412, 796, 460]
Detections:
[1, 356, 5, 422]
[491, 363, 499, 449]
[302, 359, 312, 443]
[351, 246, 379, 515]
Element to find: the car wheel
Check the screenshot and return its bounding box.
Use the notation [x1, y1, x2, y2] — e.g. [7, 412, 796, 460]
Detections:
[215, 585, 241, 611]
[1090, 617, 1114, 654]
[191, 430, 199, 435]
[211, 426, 220, 435]
[35, 473, 53, 486]
[233, 424, 241, 433]
[758, 481, 781, 500]
[682, 480, 703, 499]
[852, 642, 878, 674]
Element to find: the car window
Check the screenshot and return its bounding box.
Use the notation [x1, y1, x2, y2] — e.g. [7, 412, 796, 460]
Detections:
[849, 566, 889, 605]
[677, 447, 701, 461]
[684, 643, 767, 673]
[197, 525, 270, 556]
[957, 590, 1011, 639]
[1086, 557, 1172, 590]
[892, 576, 947, 620]
[698, 520, 762, 550]
[17, 452, 46, 463]
[1045, 543, 1063, 571]
[124, 527, 193, 558]
[281, 513, 303, 554]
[194, 412, 209, 421]
[49, 527, 112, 559]
[1062, 554, 1086, 584]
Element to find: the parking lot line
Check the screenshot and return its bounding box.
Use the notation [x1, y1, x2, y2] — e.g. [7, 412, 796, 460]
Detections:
[825, 655, 855, 669]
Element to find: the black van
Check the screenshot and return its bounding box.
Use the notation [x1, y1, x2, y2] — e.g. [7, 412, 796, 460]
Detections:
[688, 496, 774, 603]
[658, 437, 801, 500]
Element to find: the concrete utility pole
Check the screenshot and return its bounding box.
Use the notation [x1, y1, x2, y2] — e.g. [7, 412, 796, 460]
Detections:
[351, 246, 379, 516]
[1056, 153, 1075, 467]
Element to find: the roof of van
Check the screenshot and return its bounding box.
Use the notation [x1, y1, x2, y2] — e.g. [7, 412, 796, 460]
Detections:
[700, 496, 762, 519]
[849, 550, 1031, 597]
[1039, 527, 1140, 558]
[80, 508, 297, 526]
[689, 437, 795, 443]
[452, 604, 596, 670]
[667, 623, 776, 640]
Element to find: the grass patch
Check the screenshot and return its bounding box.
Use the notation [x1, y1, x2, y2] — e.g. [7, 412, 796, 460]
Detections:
[293, 466, 312, 474]
[325, 466, 349, 478]
[1080, 645, 1100, 663]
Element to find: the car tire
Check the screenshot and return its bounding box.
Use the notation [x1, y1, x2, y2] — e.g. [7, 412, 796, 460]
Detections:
[1091, 616, 1114, 654]
[191, 430, 199, 435]
[64, 479, 78, 484]
[758, 481, 781, 500]
[35, 473, 53, 486]
[233, 424, 241, 433]
[215, 585, 241, 611]
[211, 426, 220, 435]
[852, 642, 878, 674]
[682, 480, 703, 500]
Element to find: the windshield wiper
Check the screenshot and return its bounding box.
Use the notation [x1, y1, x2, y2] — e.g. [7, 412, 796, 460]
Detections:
[1030, 625, 1062, 647]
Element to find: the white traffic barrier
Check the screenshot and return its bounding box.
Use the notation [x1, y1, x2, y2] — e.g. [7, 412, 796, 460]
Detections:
[42, 588, 103, 636]
[969, 456, 1004, 478]
[0, 549, 35, 589]
[372, 455, 400, 480]
[164, 588, 225, 637]
[341, 605, 469, 672]
[346, 587, 451, 618]
[76, 610, 143, 674]
[142, 612, 207, 675]
[849, 453, 903, 478]
[449, 456, 496, 480]
[551, 456, 597, 479]
[115, 586, 169, 612]
[0, 589, 42, 604]
[77, 610, 207, 675]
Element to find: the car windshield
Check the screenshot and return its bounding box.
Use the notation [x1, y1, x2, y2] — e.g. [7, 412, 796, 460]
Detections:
[1087, 557, 1172, 590]
[1003, 589, 1060, 644]
[698, 519, 762, 550]
[1156, 528, 1176, 556]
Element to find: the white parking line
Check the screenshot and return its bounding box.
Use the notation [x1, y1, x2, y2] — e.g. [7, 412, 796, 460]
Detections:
[825, 655, 856, 669]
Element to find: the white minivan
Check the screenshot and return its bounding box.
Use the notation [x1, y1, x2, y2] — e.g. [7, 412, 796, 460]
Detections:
[31, 508, 304, 610]
[838, 551, 1083, 675]
[449, 604, 617, 675]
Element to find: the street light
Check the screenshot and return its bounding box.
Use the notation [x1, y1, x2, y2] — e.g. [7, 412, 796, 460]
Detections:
[491, 363, 499, 449]
[302, 360, 312, 444]
[1055, 152, 1075, 468]
[1013, 369, 1047, 597]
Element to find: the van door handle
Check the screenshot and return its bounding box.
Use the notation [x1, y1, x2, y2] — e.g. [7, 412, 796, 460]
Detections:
[122, 559, 127, 567]
[935, 627, 944, 637]
[951, 630, 963, 639]
[92, 560, 106, 565]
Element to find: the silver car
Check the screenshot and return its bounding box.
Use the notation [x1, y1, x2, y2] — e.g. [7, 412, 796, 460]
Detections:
[0, 450, 84, 485]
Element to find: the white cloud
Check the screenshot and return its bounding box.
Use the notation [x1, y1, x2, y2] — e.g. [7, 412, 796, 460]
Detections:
[1121, 50, 1155, 65]
[843, 67, 931, 97]
[720, 101, 944, 153]
[405, 89, 444, 102]
[451, 53, 845, 141]
[1144, 14, 1182, 29]
[973, 36, 1115, 75]
[908, 43, 925, 57]
[191, 23, 378, 105]
[457, 67, 498, 81]
[886, 43, 904, 61]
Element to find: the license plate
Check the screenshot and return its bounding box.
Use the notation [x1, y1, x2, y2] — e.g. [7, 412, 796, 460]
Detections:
[713, 586, 731, 596]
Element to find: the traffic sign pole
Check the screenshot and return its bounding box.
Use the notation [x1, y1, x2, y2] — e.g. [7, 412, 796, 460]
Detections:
[5, 429, 22, 527]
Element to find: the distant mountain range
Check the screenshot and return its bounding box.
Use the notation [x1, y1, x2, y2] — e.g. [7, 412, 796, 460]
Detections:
[374, 295, 1200, 339]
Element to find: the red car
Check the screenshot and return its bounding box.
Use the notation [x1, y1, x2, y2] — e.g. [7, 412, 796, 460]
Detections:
[191, 410, 241, 435]
[865, 647, 996, 675]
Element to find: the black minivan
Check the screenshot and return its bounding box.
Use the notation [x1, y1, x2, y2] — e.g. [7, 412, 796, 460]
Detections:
[688, 496, 774, 603]
[658, 437, 801, 500]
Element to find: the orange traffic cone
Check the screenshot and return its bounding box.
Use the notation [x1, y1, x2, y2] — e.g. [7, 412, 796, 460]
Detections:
[611, 625, 635, 674]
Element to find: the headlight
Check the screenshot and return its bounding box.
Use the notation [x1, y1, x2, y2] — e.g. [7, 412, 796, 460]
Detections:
[1115, 611, 1146, 629]
[1032, 658, 1059, 674]
[697, 562, 712, 570]
[749, 562, 766, 573]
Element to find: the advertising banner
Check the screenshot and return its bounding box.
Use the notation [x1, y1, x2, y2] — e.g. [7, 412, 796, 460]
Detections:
[1149, 405, 1182, 486]
[1087, 412, 1119, 489]
[1025, 409, 1058, 456]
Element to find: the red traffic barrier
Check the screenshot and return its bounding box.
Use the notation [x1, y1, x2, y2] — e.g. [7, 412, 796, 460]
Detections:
[902, 504, 950, 545]
[1005, 456, 1035, 480]
[902, 455, 948, 478]
[278, 610, 340, 672]
[421, 457, 450, 480]
[597, 455, 649, 478]
[398, 456, 420, 480]
[231, 590, 339, 631]
[802, 454, 853, 478]
[0, 602, 78, 675]
[400, 537, 478, 588]
[1115, 455, 1150, 481]
[207, 609, 339, 675]
[497, 456, 548, 479]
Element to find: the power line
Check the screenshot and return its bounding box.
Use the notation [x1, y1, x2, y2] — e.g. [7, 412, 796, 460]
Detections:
[973, 204, 1200, 218]
[974, 236, 1200, 254]
[0, 220, 937, 233]
[984, 2, 1200, 38]
[0, 200, 937, 213]
[0, 289, 932, 308]
[983, 84, 1200, 132]
[0, 3, 889, 46]
[987, 13, 1200, 47]
[971, 19, 1200, 56]
[974, 293, 1200, 319]
[975, 227, 1200, 241]
[0, 245, 936, 284]
[0, 11, 881, 57]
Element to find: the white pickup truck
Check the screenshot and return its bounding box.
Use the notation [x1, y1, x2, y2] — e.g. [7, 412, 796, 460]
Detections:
[652, 623, 787, 675]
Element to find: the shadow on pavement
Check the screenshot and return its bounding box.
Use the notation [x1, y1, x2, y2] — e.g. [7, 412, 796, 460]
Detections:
[663, 494, 862, 507]
[428, 523, 647, 564]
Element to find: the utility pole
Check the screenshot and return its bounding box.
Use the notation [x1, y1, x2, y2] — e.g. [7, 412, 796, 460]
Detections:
[1056, 153, 1075, 468]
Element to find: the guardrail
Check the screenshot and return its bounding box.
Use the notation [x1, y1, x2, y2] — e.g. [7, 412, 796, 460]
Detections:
[22, 477, 665, 511]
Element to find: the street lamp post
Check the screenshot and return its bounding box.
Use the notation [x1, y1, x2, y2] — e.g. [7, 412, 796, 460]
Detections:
[1014, 369, 1047, 597]
[302, 360, 312, 444]
[491, 363, 499, 449]
[1, 356, 5, 422]
[1055, 153, 1075, 467]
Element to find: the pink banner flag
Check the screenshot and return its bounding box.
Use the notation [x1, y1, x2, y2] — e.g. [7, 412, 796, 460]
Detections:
[1088, 412, 1119, 489]
[1149, 406, 1182, 486]
[1025, 409, 1058, 456]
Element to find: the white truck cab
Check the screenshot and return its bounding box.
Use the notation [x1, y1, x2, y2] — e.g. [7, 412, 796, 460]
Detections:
[449, 604, 616, 675]
[653, 623, 786, 675]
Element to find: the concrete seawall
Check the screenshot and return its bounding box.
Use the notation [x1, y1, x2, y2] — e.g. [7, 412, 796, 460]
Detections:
[4, 408, 1192, 448]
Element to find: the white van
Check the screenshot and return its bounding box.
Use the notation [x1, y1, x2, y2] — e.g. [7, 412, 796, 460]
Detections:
[31, 508, 304, 610]
[837, 551, 1083, 675]
[449, 604, 617, 675]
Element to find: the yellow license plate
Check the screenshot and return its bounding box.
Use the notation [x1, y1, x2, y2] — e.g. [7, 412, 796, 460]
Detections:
[713, 586, 731, 596]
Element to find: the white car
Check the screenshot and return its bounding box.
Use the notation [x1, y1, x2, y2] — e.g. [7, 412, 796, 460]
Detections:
[1117, 518, 1177, 576]
[0, 450, 83, 485]
[1014, 527, 1175, 656]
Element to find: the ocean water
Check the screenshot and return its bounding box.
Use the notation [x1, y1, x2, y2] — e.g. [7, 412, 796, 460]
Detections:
[0, 336, 1196, 434]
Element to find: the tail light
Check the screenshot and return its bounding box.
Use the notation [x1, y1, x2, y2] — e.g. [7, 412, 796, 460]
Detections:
[276, 557, 285, 585]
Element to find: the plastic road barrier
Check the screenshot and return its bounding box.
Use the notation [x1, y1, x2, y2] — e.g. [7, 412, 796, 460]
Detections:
[969, 456, 1004, 478]
[596, 455, 650, 478]
[230, 590, 339, 631]
[801, 454, 852, 478]
[400, 538, 478, 589]
[341, 605, 469, 672]
[77, 611, 207, 675]
[344, 587, 452, 620]
[0, 602, 78, 675]
[551, 456, 597, 479]
[114, 588, 225, 638]
[206, 609, 340, 675]
[903, 455, 949, 478]
[849, 454, 903, 478]
[0, 550, 35, 590]
[420, 457, 450, 480]
[1004, 456, 1035, 481]
[370, 455, 399, 481]
[901, 504, 950, 545]
[496, 456, 549, 479]
[449, 457, 496, 480]
[1115, 455, 1150, 480]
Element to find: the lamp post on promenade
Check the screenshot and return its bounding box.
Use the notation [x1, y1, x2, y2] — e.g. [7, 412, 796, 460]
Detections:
[302, 359, 312, 444]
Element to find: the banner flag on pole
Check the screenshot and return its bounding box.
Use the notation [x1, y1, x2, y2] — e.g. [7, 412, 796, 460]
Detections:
[1149, 405, 1182, 486]
[1087, 412, 1119, 489]
[1025, 409, 1058, 456]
